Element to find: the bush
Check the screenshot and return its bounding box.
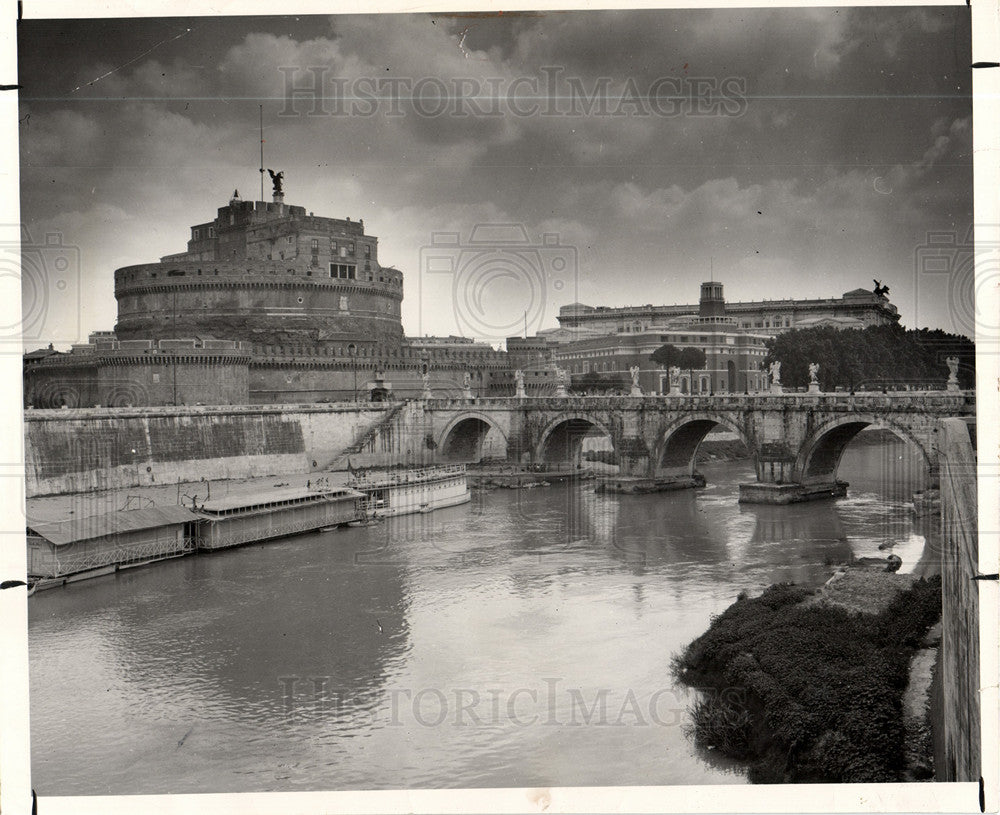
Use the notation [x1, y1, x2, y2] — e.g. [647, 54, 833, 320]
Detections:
[675, 576, 941, 783]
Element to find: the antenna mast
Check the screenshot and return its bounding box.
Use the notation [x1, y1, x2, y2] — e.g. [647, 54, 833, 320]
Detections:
[259, 104, 264, 202]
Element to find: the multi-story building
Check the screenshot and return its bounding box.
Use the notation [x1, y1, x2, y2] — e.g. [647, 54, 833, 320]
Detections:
[553, 282, 772, 394]
[24, 187, 508, 407]
[557, 286, 899, 336]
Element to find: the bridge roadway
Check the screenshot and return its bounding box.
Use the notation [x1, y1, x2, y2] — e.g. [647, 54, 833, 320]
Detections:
[398, 391, 976, 503]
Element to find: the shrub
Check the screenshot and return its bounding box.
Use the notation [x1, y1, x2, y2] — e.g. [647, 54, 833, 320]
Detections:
[676, 576, 941, 783]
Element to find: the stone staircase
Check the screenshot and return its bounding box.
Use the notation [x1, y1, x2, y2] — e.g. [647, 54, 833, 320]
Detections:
[325, 402, 408, 471]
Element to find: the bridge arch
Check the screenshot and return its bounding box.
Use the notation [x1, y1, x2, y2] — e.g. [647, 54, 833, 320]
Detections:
[437, 412, 509, 463]
[535, 413, 613, 467]
[656, 413, 753, 476]
[794, 415, 935, 485]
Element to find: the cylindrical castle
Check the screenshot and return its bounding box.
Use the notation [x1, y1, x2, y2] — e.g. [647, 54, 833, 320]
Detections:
[113, 193, 404, 346]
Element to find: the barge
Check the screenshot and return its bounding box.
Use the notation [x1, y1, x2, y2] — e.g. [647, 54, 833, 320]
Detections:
[192, 484, 365, 550]
[347, 464, 470, 517]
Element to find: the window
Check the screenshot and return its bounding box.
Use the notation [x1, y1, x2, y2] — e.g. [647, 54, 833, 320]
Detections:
[348, 242, 355, 255]
[192, 229, 200, 240]
[330, 263, 356, 279]
[287, 236, 294, 244]
[311, 239, 318, 250]
[364, 244, 371, 258]
[208, 227, 215, 238]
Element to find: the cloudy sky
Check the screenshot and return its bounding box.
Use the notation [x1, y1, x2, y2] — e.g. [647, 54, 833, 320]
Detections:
[17, 7, 972, 348]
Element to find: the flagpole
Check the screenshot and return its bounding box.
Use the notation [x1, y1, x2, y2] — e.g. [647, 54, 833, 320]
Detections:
[259, 104, 264, 201]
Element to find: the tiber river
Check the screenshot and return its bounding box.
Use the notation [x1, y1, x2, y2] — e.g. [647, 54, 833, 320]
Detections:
[29, 440, 935, 795]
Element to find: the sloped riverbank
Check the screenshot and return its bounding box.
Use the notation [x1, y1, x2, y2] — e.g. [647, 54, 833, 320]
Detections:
[672, 569, 942, 783]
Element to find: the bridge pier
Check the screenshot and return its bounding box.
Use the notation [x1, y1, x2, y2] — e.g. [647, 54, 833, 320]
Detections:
[738, 447, 848, 504]
[738, 480, 848, 505]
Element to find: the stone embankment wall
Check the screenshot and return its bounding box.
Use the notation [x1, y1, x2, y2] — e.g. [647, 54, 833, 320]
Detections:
[24, 403, 401, 497]
[936, 417, 980, 782]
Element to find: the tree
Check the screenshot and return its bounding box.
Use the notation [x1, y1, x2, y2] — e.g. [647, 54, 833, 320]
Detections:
[651, 344, 707, 393]
[764, 324, 975, 390]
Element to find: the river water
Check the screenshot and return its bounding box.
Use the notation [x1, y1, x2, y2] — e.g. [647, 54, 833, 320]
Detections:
[29, 441, 936, 795]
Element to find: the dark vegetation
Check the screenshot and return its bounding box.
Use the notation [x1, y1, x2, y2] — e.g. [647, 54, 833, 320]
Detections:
[650, 344, 708, 388]
[570, 372, 629, 394]
[765, 325, 975, 390]
[673, 576, 942, 783]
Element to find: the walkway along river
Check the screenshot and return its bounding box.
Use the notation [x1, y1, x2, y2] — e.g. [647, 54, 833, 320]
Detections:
[28, 440, 935, 794]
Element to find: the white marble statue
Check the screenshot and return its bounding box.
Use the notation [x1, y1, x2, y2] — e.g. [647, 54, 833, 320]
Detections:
[554, 367, 569, 397]
[946, 356, 960, 391]
[629, 365, 642, 396]
[769, 360, 781, 383]
[514, 369, 526, 397]
[668, 366, 681, 386]
[808, 362, 820, 384]
[462, 371, 472, 389]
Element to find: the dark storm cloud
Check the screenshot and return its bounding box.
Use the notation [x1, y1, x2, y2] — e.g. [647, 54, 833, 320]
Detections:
[17, 7, 972, 346]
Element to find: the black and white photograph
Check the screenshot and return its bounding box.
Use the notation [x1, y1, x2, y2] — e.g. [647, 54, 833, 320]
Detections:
[1, 1, 997, 813]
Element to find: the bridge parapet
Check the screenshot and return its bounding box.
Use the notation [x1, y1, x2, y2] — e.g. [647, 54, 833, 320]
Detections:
[422, 391, 975, 501]
[424, 392, 974, 413]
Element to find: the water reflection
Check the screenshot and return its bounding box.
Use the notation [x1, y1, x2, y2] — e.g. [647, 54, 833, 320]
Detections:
[30, 442, 930, 794]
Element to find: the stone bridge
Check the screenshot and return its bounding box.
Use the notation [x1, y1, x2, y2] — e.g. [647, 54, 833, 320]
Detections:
[408, 392, 975, 503]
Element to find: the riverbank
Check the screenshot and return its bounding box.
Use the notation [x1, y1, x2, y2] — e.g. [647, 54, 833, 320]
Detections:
[673, 563, 942, 783]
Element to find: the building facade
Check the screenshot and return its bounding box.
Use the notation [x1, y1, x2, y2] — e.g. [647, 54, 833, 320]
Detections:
[557, 286, 899, 336]
[23, 184, 902, 407]
[25, 188, 508, 407]
[553, 282, 772, 394]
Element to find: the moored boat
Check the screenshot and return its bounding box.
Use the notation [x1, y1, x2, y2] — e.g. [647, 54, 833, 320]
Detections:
[347, 464, 470, 517]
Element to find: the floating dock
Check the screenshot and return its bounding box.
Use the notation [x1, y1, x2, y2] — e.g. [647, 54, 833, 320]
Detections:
[192, 484, 364, 550]
[26, 484, 365, 588]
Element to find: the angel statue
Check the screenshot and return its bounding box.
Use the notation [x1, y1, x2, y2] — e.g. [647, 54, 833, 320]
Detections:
[808, 362, 820, 384]
[768, 360, 781, 383]
[629, 366, 641, 387]
[267, 169, 284, 194]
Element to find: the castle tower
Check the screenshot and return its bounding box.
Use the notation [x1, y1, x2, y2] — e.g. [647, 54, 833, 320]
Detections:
[699, 281, 726, 318]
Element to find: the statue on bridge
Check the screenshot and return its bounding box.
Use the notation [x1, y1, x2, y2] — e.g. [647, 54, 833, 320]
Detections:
[462, 371, 473, 399]
[769, 360, 782, 394]
[808, 362, 821, 393]
[421, 371, 432, 400]
[668, 366, 682, 396]
[629, 366, 642, 396]
[514, 369, 526, 398]
[946, 356, 960, 392]
[554, 367, 569, 397]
